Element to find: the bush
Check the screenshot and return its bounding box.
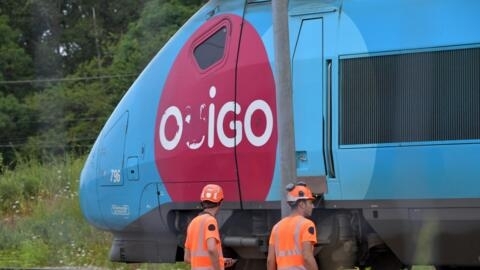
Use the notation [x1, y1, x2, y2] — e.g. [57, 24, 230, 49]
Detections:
[0, 155, 189, 269]
[0, 155, 111, 268]
[0, 176, 22, 214]
[21, 176, 40, 199]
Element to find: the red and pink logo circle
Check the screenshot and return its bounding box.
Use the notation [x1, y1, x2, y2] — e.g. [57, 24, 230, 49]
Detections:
[154, 14, 277, 202]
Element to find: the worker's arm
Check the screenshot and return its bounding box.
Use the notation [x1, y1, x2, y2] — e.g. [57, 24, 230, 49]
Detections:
[206, 237, 222, 270]
[266, 244, 277, 270]
[184, 248, 191, 264]
[302, 242, 318, 270]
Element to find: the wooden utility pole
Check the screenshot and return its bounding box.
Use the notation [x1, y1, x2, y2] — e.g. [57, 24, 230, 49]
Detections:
[272, 0, 295, 217]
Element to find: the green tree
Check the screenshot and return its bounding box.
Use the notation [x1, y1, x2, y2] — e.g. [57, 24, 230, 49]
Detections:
[0, 93, 34, 165]
[0, 0, 144, 79]
[0, 15, 35, 165]
[0, 15, 33, 98]
[114, 0, 204, 71]
[1, 0, 206, 163]
[49, 0, 144, 75]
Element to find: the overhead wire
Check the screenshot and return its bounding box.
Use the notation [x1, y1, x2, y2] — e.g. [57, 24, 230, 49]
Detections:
[0, 75, 134, 148]
[0, 72, 139, 150]
[0, 73, 138, 85]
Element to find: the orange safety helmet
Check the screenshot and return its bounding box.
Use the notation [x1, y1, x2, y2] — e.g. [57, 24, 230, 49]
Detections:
[200, 184, 224, 203]
[286, 182, 315, 202]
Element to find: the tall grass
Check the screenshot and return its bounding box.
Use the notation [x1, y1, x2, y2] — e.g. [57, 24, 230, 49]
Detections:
[0, 155, 108, 267]
[0, 155, 185, 269]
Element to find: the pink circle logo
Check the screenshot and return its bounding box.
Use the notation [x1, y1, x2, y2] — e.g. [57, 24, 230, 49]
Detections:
[154, 15, 277, 202]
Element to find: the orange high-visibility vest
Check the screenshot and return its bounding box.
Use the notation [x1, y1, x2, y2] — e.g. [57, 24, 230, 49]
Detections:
[185, 213, 225, 270]
[269, 215, 317, 270]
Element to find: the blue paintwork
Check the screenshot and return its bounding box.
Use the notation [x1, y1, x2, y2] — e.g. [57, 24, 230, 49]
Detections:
[80, 0, 249, 231]
[329, 0, 480, 201]
[80, 0, 480, 232]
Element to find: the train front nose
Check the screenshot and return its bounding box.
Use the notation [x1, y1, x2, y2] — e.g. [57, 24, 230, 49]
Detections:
[79, 144, 108, 230]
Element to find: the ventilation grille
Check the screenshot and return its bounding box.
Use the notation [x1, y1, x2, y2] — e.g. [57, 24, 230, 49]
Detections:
[340, 47, 480, 145]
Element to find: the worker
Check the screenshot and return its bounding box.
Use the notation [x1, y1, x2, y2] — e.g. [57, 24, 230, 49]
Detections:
[184, 184, 236, 270]
[267, 181, 318, 270]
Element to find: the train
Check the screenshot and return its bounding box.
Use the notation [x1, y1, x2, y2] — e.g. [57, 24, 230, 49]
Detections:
[79, 0, 480, 269]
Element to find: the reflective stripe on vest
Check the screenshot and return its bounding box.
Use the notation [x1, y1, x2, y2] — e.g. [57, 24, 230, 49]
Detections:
[190, 215, 224, 270]
[273, 216, 308, 270]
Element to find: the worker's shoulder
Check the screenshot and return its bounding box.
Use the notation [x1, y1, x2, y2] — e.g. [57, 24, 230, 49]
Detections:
[200, 212, 217, 223]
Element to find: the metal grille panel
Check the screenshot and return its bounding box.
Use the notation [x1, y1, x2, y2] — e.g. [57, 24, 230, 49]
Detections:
[340, 47, 480, 145]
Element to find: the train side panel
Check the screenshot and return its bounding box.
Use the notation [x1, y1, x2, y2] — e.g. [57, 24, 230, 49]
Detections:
[79, 0, 480, 267]
[323, 0, 480, 266]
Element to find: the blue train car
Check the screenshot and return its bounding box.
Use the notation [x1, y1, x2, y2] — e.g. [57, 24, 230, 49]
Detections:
[79, 0, 480, 269]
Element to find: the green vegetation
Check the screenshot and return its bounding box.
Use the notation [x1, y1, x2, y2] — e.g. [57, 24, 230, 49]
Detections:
[0, 1, 203, 267]
[0, 156, 105, 267]
[0, 0, 205, 167]
[0, 155, 188, 269]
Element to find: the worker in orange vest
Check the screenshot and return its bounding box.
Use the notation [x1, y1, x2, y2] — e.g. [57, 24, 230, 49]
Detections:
[267, 182, 318, 270]
[184, 184, 236, 270]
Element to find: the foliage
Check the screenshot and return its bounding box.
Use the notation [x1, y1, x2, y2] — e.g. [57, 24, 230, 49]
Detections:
[0, 155, 106, 267]
[114, 0, 204, 70]
[0, 15, 33, 96]
[0, 156, 191, 268]
[0, 0, 205, 165]
[0, 0, 144, 77]
[0, 15, 35, 164]
[0, 1, 206, 267]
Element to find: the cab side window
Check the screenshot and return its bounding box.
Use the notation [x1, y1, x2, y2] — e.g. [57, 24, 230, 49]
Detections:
[194, 26, 227, 70]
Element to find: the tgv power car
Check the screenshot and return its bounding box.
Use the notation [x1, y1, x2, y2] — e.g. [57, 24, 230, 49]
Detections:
[79, 0, 480, 269]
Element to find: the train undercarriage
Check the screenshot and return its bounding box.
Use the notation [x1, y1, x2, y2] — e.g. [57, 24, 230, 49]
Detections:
[108, 201, 480, 270]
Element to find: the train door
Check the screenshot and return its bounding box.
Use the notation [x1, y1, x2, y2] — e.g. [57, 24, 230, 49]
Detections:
[235, 2, 278, 206]
[154, 10, 247, 204]
[291, 16, 327, 193]
[235, 4, 328, 205]
[96, 111, 134, 229]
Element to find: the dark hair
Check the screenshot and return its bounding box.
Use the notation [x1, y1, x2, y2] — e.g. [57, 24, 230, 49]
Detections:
[287, 199, 307, 209]
[201, 200, 222, 209]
